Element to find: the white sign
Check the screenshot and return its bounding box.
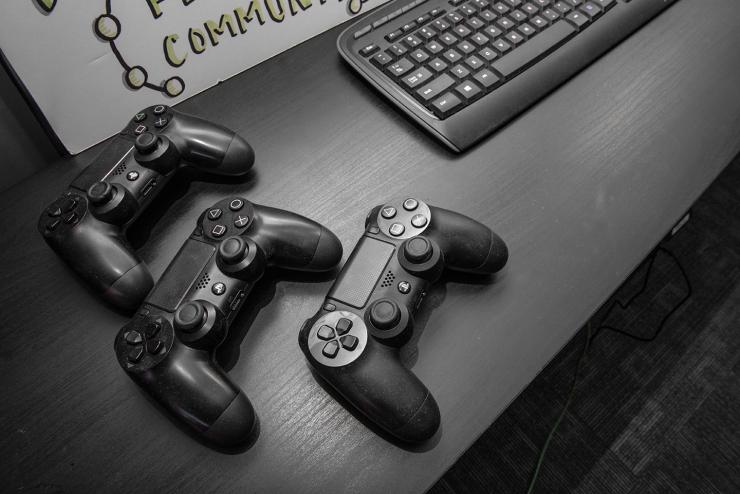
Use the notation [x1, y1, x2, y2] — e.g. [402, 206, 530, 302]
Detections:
[0, 0, 388, 153]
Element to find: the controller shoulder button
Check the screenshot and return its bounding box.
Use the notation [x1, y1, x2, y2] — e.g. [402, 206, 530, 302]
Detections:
[317, 325, 335, 341]
[335, 318, 353, 336]
[322, 340, 340, 358]
[340, 335, 359, 351]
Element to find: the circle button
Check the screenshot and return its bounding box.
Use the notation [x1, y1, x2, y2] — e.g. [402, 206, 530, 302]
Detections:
[368, 299, 401, 330]
[403, 198, 419, 211]
[229, 199, 244, 211]
[411, 214, 428, 228]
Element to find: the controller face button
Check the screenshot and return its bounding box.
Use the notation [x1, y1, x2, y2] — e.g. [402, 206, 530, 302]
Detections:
[403, 198, 419, 211]
[381, 206, 397, 219]
[211, 225, 227, 238]
[218, 236, 248, 264]
[317, 325, 335, 341]
[127, 346, 145, 363]
[212, 282, 226, 295]
[229, 199, 244, 211]
[322, 340, 340, 358]
[154, 116, 169, 128]
[234, 215, 250, 228]
[63, 212, 79, 225]
[411, 214, 428, 228]
[146, 339, 163, 354]
[208, 208, 223, 220]
[335, 318, 353, 336]
[135, 132, 159, 154]
[87, 181, 114, 205]
[403, 237, 433, 263]
[398, 281, 411, 294]
[133, 112, 147, 122]
[126, 171, 140, 181]
[134, 125, 147, 135]
[46, 219, 61, 232]
[174, 302, 206, 333]
[389, 223, 405, 237]
[340, 335, 359, 351]
[61, 197, 78, 212]
[125, 330, 144, 345]
[153, 105, 167, 115]
[369, 299, 401, 330]
[46, 205, 62, 217]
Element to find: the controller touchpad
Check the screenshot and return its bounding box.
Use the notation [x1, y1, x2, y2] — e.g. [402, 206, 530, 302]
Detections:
[147, 240, 215, 312]
[328, 237, 395, 309]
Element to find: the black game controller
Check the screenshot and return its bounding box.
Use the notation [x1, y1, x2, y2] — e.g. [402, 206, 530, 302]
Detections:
[114, 197, 342, 449]
[38, 105, 255, 310]
[299, 198, 508, 443]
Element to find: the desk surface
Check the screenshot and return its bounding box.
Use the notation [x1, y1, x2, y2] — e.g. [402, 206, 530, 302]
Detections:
[2, 0, 740, 492]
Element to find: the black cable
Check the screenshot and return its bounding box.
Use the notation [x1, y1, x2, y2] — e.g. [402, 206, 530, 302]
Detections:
[526, 246, 692, 493]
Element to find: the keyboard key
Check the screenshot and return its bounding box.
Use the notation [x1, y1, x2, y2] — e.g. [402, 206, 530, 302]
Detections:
[542, 8, 560, 20]
[522, 3, 539, 15]
[460, 4, 477, 16]
[466, 17, 486, 29]
[533, 0, 550, 6]
[492, 20, 574, 76]
[473, 68, 500, 88]
[531, 15, 548, 29]
[564, 0, 582, 6]
[440, 32, 459, 45]
[411, 49, 431, 62]
[416, 73, 456, 100]
[471, 0, 489, 10]
[443, 49, 463, 63]
[479, 47, 498, 61]
[565, 10, 590, 28]
[457, 41, 476, 54]
[387, 58, 414, 76]
[479, 10, 497, 22]
[465, 55, 484, 70]
[418, 26, 437, 39]
[455, 80, 483, 101]
[492, 38, 512, 53]
[428, 57, 449, 72]
[453, 25, 472, 37]
[519, 23, 536, 37]
[386, 30, 403, 42]
[372, 51, 393, 67]
[426, 40, 444, 53]
[510, 9, 528, 22]
[553, 1, 571, 13]
[431, 92, 463, 117]
[592, 0, 615, 9]
[402, 67, 433, 88]
[496, 17, 515, 30]
[579, 2, 602, 18]
[470, 32, 490, 46]
[450, 0, 465, 5]
[416, 13, 432, 24]
[360, 43, 379, 56]
[403, 34, 423, 48]
[504, 0, 523, 6]
[387, 43, 408, 56]
[354, 26, 371, 39]
[401, 21, 418, 32]
[450, 64, 471, 78]
[447, 11, 465, 23]
[493, 2, 510, 14]
[484, 25, 504, 38]
[505, 31, 525, 45]
[430, 7, 447, 16]
[431, 18, 451, 31]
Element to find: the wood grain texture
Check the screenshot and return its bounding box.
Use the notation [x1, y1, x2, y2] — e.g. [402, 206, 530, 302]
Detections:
[1, 0, 740, 492]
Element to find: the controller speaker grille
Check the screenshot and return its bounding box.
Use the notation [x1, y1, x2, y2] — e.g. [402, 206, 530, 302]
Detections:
[111, 162, 128, 176]
[380, 270, 395, 288]
[196, 274, 211, 290]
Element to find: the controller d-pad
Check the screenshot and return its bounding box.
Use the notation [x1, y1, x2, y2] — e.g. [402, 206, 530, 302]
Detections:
[125, 330, 143, 345]
[146, 339, 163, 354]
[47, 205, 62, 217]
[322, 341, 340, 358]
[317, 325, 335, 341]
[144, 319, 162, 338]
[335, 318, 352, 335]
[340, 335, 358, 351]
[46, 219, 61, 231]
[127, 346, 145, 363]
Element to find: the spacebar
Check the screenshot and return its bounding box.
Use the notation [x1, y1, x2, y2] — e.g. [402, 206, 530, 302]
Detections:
[492, 21, 576, 77]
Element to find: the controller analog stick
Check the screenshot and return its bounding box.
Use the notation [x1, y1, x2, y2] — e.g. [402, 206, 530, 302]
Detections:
[87, 181, 114, 205]
[174, 301, 206, 333]
[135, 132, 159, 154]
[403, 237, 433, 264]
[369, 299, 401, 330]
[218, 236, 248, 265]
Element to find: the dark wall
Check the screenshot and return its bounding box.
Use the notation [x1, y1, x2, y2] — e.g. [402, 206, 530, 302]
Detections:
[0, 63, 60, 191]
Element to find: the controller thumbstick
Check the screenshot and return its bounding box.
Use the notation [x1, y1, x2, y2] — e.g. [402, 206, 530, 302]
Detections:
[403, 237, 433, 264]
[368, 299, 401, 330]
[135, 132, 159, 154]
[218, 236, 248, 265]
[174, 301, 206, 333]
[87, 181, 114, 206]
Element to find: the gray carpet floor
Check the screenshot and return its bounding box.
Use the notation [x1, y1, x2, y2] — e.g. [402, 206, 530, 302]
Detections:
[430, 153, 740, 494]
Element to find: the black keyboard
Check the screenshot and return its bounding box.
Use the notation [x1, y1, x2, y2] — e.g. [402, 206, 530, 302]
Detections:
[338, 0, 679, 152]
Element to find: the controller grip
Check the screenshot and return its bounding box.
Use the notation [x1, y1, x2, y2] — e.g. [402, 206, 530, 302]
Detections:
[427, 206, 508, 274]
[251, 205, 343, 272]
[136, 342, 256, 448]
[169, 113, 254, 176]
[50, 214, 152, 310]
[304, 334, 440, 443]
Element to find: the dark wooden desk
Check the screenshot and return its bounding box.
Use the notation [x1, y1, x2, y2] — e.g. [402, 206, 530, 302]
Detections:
[2, 0, 739, 491]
